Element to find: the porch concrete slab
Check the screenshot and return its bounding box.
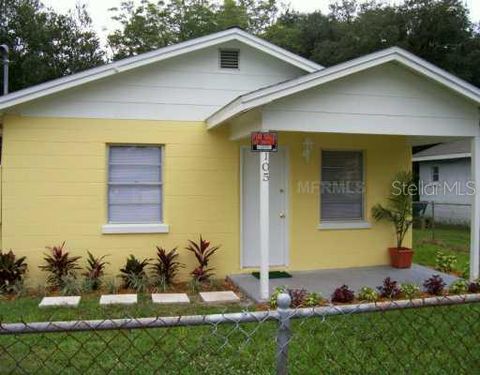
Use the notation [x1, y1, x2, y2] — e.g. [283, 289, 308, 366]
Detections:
[99, 294, 137, 305]
[39, 296, 81, 308]
[199, 291, 240, 303]
[228, 264, 458, 303]
[151, 293, 190, 304]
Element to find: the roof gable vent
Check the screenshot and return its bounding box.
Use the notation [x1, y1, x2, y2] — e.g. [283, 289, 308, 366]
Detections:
[219, 49, 239, 69]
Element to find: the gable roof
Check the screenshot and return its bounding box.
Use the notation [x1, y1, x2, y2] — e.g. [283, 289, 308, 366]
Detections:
[207, 47, 480, 128]
[412, 140, 471, 162]
[0, 28, 322, 112]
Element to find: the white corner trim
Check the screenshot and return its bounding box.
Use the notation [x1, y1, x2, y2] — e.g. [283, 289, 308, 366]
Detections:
[318, 221, 372, 230]
[102, 223, 170, 234]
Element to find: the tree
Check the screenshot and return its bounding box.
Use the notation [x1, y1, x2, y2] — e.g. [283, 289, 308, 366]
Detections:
[0, 0, 104, 93]
[108, 0, 281, 59]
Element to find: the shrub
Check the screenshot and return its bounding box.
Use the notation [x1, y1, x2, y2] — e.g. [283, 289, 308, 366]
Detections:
[61, 275, 82, 296]
[269, 287, 321, 308]
[0, 250, 27, 294]
[304, 292, 324, 307]
[423, 275, 446, 296]
[358, 287, 379, 302]
[269, 286, 287, 308]
[152, 247, 183, 290]
[435, 251, 457, 273]
[331, 285, 355, 303]
[400, 283, 421, 299]
[377, 277, 401, 299]
[288, 288, 308, 308]
[82, 252, 109, 291]
[186, 236, 220, 282]
[448, 279, 469, 295]
[468, 281, 480, 293]
[119, 255, 150, 291]
[40, 242, 81, 289]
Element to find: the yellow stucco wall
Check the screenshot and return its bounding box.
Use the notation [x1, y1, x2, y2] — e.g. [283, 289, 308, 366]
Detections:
[2, 116, 411, 285]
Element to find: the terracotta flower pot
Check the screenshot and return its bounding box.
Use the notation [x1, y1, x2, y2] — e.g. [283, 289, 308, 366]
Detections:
[388, 247, 414, 268]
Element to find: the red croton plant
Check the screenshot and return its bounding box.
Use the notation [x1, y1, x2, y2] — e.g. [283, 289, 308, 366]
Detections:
[186, 236, 220, 282]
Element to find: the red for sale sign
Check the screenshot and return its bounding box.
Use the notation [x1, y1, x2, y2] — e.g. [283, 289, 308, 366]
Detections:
[251, 132, 278, 152]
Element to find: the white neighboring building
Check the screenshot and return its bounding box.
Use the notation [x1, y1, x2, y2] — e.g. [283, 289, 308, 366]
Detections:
[413, 140, 471, 225]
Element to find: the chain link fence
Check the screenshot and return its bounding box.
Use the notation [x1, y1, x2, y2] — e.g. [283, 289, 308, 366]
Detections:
[1, 294, 480, 374]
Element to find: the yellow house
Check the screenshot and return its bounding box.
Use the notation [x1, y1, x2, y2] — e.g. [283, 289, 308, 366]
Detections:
[0, 28, 479, 297]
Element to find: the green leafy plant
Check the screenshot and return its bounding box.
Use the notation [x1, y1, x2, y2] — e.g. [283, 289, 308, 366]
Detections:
[39, 242, 81, 289]
[152, 247, 184, 290]
[186, 236, 220, 282]
[400, 283, 421, 299]
[371, 171, 414, 248]
[304, 292, 323, 307]
[0, 250, 27, 294]
[105, 278, 119, 294]
[448, 279, 469, 295]
[82, 252, 109, 291]
[119, 255, 150, 291]
[435, 251, 457, 273]
[358, 287, 379, 302]
[269, 286, 288, 308]
[423, 275, 446, 296]
[60, 275, 82, 296]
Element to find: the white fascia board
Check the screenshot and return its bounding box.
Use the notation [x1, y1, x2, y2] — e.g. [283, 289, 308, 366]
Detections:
[0, 28, 322, 112]
[412, 153, 471, 162]
[207, 47, 480, 128]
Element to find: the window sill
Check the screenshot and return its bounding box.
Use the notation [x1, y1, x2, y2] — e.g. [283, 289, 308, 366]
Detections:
[102, 223, 170, 234]
[318, 221, 371, 230]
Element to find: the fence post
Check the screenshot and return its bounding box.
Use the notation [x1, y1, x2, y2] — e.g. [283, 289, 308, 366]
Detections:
[276, 292, 292, 375]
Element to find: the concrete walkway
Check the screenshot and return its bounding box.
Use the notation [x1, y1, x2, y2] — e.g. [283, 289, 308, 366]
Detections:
[228, 264, 458, 303]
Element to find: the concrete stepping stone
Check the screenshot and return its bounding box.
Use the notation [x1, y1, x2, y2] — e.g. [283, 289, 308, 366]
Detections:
[39, 296, 81, 308]
[199, 291, 240, 303]
[152, 293, 190, 304]
[100, 294, 137, 305]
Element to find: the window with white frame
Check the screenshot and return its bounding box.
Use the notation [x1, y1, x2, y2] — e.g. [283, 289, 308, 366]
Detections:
[320, 150, 364, 221]
[108, 146, 163, 223]
[431, 166, 439, 182]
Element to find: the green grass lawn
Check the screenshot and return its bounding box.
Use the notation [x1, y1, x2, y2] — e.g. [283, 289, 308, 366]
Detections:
[413, 225, 470, 276]
[0, 299, 479, 374]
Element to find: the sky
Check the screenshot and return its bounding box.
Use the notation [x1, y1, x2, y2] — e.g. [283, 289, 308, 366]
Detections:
[43, 0, 480, 45]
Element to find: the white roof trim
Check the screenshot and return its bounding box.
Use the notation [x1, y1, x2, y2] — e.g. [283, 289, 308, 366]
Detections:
[0, 28, 322, 112]
[413, 153, 471, 162]
[207, 47, 480, 128]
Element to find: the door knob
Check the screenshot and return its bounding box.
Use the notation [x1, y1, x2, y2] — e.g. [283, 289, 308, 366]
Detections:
[280, 213, 286, 218]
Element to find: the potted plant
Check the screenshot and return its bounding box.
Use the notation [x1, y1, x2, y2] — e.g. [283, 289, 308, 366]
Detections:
[372, 171, 414, 268]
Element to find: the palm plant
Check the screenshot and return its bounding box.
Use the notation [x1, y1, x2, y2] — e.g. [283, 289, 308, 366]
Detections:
[82, 251, 109, 291]
[371, 171, 414, 249]
[0, 250, 27, 294]
[40, 242, 81, 289]
[152, 247, 183, 290]
[186, 236, 220, 282]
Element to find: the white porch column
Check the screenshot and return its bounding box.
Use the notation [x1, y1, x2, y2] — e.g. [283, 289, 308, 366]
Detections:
[259, 151, 270, 300]
[470, 136, 480, 280]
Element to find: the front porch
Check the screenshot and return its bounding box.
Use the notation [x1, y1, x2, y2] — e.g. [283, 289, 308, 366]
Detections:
[229, 264, 457, 303]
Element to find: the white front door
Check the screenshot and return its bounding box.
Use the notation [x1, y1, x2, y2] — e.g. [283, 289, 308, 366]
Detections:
[241, 148, 288, 267]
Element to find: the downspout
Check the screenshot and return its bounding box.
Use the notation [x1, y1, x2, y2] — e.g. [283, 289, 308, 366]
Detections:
[0, 44, 8, 95]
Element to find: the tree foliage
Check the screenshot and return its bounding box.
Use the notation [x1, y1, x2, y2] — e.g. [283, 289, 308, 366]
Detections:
[0, 0, 105, 92]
